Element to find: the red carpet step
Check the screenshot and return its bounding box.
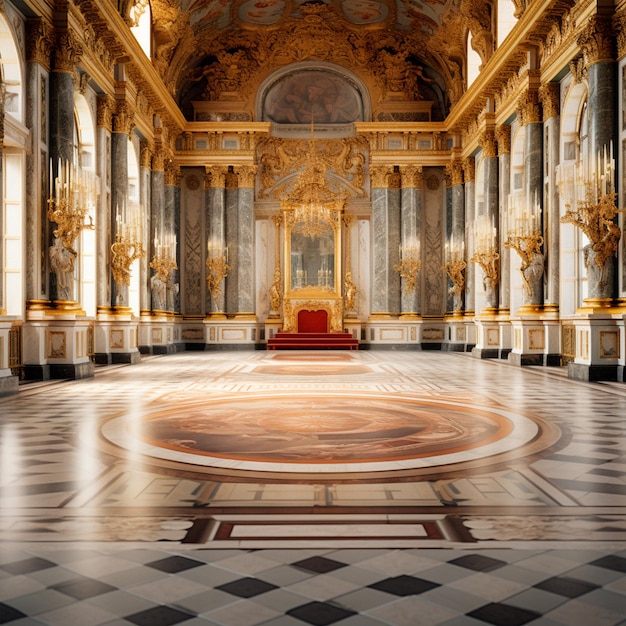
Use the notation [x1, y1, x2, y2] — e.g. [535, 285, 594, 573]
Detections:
[267, 331, 359, 350]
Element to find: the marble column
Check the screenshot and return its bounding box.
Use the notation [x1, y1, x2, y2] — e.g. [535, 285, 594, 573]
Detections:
[579, 16, 618, 301]
[496, 126, 511, 311]
[481, 130, 500, 310]
[206, 166, 228, 316]
[110, 100, 132, 308]
[227, 165, 256, 317]
[150, 148, 166, 312]
[370, 166, 400, 317]
[447, 159, 465, 313]
[139, 142, 152, 317]
[399, 165, 422, 317]
[24, 20, 51, 310]
[540, 83, 561, 310]
[164, 161, 181, 313]
[463, 158, 476, 316]
[49, 31, 82, 304]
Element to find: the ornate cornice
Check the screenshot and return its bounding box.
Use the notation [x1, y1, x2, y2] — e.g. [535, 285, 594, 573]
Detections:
[206, 165, 228, 188]
[495, 125, 511, 155]
[479, 129, 497, 159]
[577, 15, 615, 66]
[446, 159, 464, 186]
[539, 83, 560, 120]
[516, 89, 542, 126]
[112, 100, 135, 134]
[96, 94, 115, 130]
[463, 157, 475, 183]
[370, 165, 393, 189]
[233, 165, 257, 189]
[53, 30, 83, 74]
[26, 18, 53, 69]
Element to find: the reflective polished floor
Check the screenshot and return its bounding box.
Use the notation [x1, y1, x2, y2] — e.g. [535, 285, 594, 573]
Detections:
[1, 350, 625, 625]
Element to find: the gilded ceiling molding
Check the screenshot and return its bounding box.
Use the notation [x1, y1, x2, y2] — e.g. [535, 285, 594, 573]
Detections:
[399, 165, 423, 189]
[96, 94, 115, 131]
[53, 30, 83, 74]
[463, 157, 475, 183]
[479, 129, 497, 159]
[516, 89, 541, 126]
[25, 19, 54, 69]
[577, 15, 615, 66]
[140, 141, 153, 169]
[460, 0, 495, 69]
[233, 165, 257, 189]
[164, 161, 182, 187]
[446, 159, 464, 186]
[206, 166, 228, 188]
[370, 165, 393, 189]
[539, 83, 560, 120]
[495, 125, 511, 155]
[112, 101, 135, 135]
[151, 0, 193, 79]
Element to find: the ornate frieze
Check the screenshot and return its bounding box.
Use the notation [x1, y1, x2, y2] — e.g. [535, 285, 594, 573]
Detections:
[577, 15, 615, 66]
[539, 83, 560, 121]
[495, 125, 511, 155]
[26, 18, 53, 69]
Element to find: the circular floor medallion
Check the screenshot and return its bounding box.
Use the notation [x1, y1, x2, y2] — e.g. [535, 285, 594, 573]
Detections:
[101, 392, 549, 474]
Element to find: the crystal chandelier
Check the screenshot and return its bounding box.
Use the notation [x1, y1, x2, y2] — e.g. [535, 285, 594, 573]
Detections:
[282, 120, 347, 238]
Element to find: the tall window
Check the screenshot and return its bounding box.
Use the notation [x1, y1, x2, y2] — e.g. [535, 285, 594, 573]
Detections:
[497, 0, 517, 46]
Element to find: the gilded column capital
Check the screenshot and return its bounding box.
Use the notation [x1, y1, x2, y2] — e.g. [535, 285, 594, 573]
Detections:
[139, 141, 153, 169]
[370, 165, 393, 188]
[569, 56, 587, 84]
[53, 30, 83, 74]
[495, 125, 511, 155]
[112, 100, 135, 135]
[479, 130, 497, 159]
[463, 157, 475, 183]
[96, 94, 114, 130]
[516, 89, 541, 126]
[26, 18, 53, 69]
[539, 83, 560, 121]
[225, 169, 238, 190]
[414, 167, 424, 190]
[233, 165, 257, 188]
[399, 165, 422, 189]
[152, 147, 166, 172]
[616, 9, 626, 59]
[577, 15, 615, 66]
[164, 160, 181, 186]
[271, 212, 283, 228]
[446, 159, 464, 186]
[206, 165, 228, 188]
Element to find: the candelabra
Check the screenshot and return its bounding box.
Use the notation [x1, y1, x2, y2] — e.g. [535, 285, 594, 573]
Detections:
[111, 229, 145, 287]
[470, 248, 499, 292]
[395, 245, 421, 293]
[206, 240, 230, 310]
[504, 231, 544, 299]
[47, 160, 96, 301]
[442, 258, 467, 299]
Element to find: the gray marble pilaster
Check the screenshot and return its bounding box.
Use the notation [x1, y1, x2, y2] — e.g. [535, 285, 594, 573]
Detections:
[150, 169, 165, 311]
[464, 180, 475, 314]
[484, 156, 499, 309]
[450, 183, 465, 312]
[498, 152, 511, 310]
[544, 116, 560, 307]
[400, 185, 420, 315]
[164, 182, 180, 313]
[371, 187, 400, 315]
[587, 60, 617, 300]
[139, 163, 151, 315]
[96, 126, 111, 311]
[206, 184, 227, 314]
[111, 130, 129, 307]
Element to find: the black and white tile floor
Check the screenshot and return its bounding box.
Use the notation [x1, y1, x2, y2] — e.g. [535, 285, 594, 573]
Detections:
[1, 351, 625, 625]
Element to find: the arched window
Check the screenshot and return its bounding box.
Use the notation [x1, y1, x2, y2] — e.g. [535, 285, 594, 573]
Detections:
[130, 0, 151, 58]
[466, 32, 481, 88]
[497, 0, 517, 46]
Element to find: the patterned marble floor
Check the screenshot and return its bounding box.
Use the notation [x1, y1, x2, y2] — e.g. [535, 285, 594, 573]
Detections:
[1, 350, 625, 625]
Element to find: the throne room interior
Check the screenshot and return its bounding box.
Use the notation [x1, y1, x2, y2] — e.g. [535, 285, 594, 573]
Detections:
[0, 1, 625, 625]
